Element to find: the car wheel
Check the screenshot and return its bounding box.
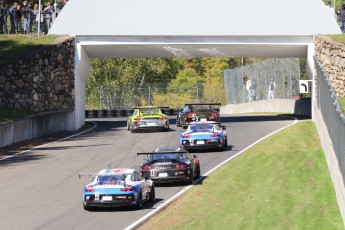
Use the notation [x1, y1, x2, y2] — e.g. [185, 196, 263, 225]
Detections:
[225, 136, 228, 147]
[177, 118, 181, 127]
[131, 125, 136, 133]
[196, 164, 201, 178]
[83, 204, 91, 211]
[136, 190, 143, 209]
[149, 186, 155, 202]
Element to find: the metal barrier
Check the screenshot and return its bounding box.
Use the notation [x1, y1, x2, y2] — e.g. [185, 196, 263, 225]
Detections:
[315, 57, 345, 184]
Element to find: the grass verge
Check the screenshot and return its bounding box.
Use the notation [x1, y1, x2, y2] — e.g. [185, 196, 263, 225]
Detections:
[0, 108, 34, 123]
[0, 34, 57, 65]
[339, 97, 345, 115]
[139, 121, 343, 230]
[329, 34, 345, 45]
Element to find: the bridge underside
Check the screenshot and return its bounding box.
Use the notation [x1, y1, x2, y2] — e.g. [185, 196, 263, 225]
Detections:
[78, 36, 311, 58]
[74, 35, 314, 130]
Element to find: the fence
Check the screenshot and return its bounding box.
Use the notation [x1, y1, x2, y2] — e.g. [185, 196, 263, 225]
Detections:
[315, 57, 345, 186]
[0, 1, 65, 35]
[86, 82, 210, 110]
[223, 58, 301, 104]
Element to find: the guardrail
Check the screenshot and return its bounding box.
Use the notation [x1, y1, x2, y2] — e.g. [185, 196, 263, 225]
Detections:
[0, 110, 74, 148]
[314, 57, 345, 224]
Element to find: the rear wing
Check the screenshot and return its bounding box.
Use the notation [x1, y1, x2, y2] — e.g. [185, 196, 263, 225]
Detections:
[132, 106, 169, 109]
[137, 149, 189, 156]
[184, 103, 221, 106]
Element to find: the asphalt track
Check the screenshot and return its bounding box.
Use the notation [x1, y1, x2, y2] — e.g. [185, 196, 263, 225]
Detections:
[0, 115, 295, 230]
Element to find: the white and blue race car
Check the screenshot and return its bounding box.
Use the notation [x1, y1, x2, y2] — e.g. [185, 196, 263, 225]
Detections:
[180, 121, 228, 151]
[79, 168, 155, 210]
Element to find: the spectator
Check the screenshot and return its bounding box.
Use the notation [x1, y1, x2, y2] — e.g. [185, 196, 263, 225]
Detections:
[0, 1, 8, 34]
[245, 78, 253, 102]
[43, 2, 53, 34]
[8, 2, 19, 34]
[327, 1, 336, 19]
[33, 3, 39, 32]
[267, 78, 276, 100]
[339, 4, 345, 33]
[22, 1, 32, 34]
[14, 2, 22, 33]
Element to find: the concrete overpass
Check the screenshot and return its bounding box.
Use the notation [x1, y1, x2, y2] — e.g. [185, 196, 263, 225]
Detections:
[49, 0, 341, 130]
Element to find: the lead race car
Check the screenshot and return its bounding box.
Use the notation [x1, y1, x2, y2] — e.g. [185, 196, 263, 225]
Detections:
[137, 148, 200, 184]
[176, 102, 221, 127]
[79, 168, 155, 210]
[180, 121, 228, 151]
[127, 106, 170, 133]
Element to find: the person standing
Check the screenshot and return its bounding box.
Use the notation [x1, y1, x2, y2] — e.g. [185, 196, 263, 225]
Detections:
[8, 1, 18, 34]
[22, 1, 32, 34]
[327, 1, 336, 19]
[267, 78, 276, 100]
[0, 1, 7, 34]
[14, 2, 22, 33]
[43, 2, 53, 34]
[339, 4, 345, 33]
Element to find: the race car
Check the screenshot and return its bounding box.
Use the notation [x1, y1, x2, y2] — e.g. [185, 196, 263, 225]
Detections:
[137, 148, 200, 184]
[79, 168, 155, 210]
[127, 106, 169, 133]
[176, 102, 221, 127]
[180, 121, 228, 151]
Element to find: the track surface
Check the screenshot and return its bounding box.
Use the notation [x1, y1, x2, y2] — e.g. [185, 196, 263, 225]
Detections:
[0, 115, 294, 230]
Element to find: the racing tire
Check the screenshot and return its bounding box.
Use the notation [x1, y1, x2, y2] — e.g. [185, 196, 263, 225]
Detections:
[83, 204, 91, 211]
[131, 125, 136, 133]
[196, 164, 201, 179]
[136, 190, 143, 209]
[225, 136, 228, 147]
[127, 123, 130, 131]
[176, 118, 181, 127]
[149, 186, 155, 202]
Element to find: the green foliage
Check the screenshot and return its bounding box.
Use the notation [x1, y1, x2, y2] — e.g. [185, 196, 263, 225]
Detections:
[86, 57, 272, 109]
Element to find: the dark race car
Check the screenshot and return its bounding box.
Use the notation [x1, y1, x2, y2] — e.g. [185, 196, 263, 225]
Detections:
[137, 148, 200, 184]
[176, 102, 221, 127]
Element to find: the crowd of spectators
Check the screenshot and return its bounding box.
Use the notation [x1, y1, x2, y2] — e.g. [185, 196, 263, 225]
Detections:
[0, 0, 67, 35]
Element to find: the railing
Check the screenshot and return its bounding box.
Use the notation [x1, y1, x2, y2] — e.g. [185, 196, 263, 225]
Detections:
[315, 57, 345, 186]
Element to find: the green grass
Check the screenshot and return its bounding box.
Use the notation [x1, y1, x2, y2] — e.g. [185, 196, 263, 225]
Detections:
[0, 34, 57, 65]
[328, 34, 345, 45]
[0, 108, 34, 123]
[339, 97, 345, 114]
[139, 121, 343, 230]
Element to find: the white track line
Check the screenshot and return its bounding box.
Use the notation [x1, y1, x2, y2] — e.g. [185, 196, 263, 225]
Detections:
[124, 117, 298, 230]
[0, 122, 98, 161]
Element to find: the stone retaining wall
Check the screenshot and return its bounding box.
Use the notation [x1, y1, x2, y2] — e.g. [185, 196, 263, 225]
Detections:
[315, 35, 345, 97]
[0, 36, 75, 112]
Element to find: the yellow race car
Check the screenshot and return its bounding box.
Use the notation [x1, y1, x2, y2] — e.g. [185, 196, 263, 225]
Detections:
[127, 106, 170, 133]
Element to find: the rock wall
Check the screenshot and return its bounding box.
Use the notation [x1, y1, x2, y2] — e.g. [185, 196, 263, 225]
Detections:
[0, 36, 75, 112]
[315, 35, 345, 98]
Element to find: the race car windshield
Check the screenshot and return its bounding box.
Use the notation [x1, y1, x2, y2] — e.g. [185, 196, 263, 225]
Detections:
[151, 153, 185, 161]
[190, 124, 213, 131]
[97, 174, 125, 182]
[140, 109, 159, 114]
